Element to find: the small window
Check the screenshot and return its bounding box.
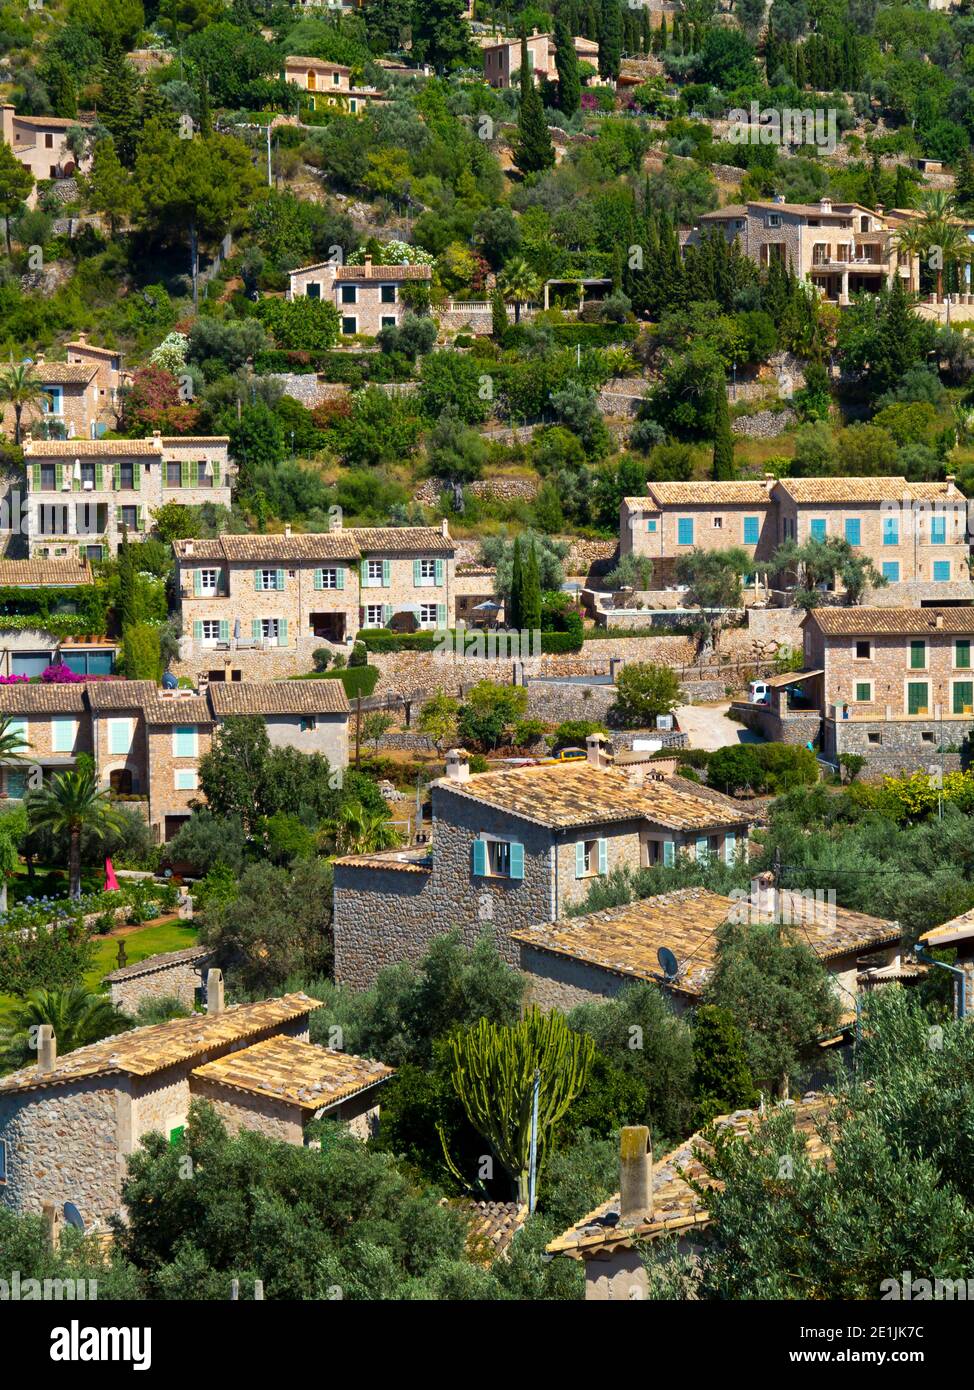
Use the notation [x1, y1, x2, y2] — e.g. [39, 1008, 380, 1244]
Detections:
[174, 769, 198, 791]
[45, 132, 54, 149]
[318, 567, 339, 589]
[200, 620, 221, 643]
[867, 732, 881, 745]
[883, 517, 899, 546]
[364, 605, 385, 627]
[647, 519, 657, 533]
[118, 462, 135, 489]
[921, 731, 935, 743]
[119, 505, 138, 531]
[367, 559, 384, 582]
[907, 681, 929, 715]
[166, 461, 182, 487]
[381, 316, 396, 328]
[341, 284, 357, 304]
[418, 558, 437, 583]
[855, 641, 871, 660]
[767, 214, 781, 228]
[713, 516, 722, 529]
[199, 568, 218, 595]
[933, 560, 950, 582]
[380, 284, 396, 304]
[306, 281, 321, 300]
[419, 603, 439, 627]
[930, 514, 947, 545]
[300, 716, 317, 732]
[40, 464, 56, 489]
[955, 640, 971, 670]
[341, 316, 357, 336]
[953, 681, 974, 715]
[854, 682, 872, 703]
[910, 641, 926, 670]
[258, 568, 282, 591]
[882, 561, 900, 583]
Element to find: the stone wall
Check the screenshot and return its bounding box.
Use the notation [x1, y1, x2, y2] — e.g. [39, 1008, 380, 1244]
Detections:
[824, 716, 973, 778]
[517, 945, 633, 1012]
[731, 408, 797, 438]
[0, 1078, 122, 1222]
[106, 947, 210, 1015]
[730, 701, 821, 747]
[189, 1080, 303, 1145]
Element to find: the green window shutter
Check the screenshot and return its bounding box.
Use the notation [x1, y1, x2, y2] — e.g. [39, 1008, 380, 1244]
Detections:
[193, 620, 202, 639]
[255, 570, 263, 591]
[95, 463, 103, 489]
[113, 463, 120, 489]
[724, 832, 736, 865]
[413, 559, 421, 586]
[360, 559, 368, 586]
[252, 619, 261, 642]
[276, 568, 285, 591]
[279, 618, 288, 646]
[72, 470, 80, 492]
[217, 569, 227, 596]
[954, 682, 974, 714]
[212, 460, 220, 487]
[115, 507, 123, 526]
[509, 841, 524, 879]
[907, 682, 928, 715]
[472, 839, 487, 876]
[193, 570, 202, 597]
[314, 568, 323, 591]
[336, 567, 345, 590]
[575, 840, 585, 878]
[957, 640, 971, 669]
[382, 558, 391, 587]
[598, 837, 608, 874]
[190, 459, 199, 487]
[437, 604, 447, 627]
[219, 620, 229, 642]
[32, 462, 41, 489]
[910, 641, 925, 669]
[382, 604, 393, 627]
[435, 558, 444, 585]
[180, 460, 189, 488]
[133, 462, 141, 491]
[55, 463, 64, 490]
[662, 840, 675, 867]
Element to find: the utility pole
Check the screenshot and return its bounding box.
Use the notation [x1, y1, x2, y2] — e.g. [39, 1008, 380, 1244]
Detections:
[266, 123, 272, 188]
[354, 695, 361, 767]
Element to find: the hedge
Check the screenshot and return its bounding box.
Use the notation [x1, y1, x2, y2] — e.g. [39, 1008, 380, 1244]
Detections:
[252, 350, 415, 383]
[358, 630, 440, 653]
[502, 322, 637, 350]
[295, 665, 380, 699]
[540, 630, 584, 654]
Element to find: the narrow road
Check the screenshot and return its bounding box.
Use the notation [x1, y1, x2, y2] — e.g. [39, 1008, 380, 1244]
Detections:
[675, 702, 766, 752]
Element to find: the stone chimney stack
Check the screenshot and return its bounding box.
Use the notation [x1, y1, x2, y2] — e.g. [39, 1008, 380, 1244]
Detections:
[445, 748, 470, 783]
[37, 1024, 57, 1071]
[284, 524, 292, 539]
[586, 732, 611, 768]
[619, 1125, 653, 1224]
[819, 197, 832, 214]
[363, 254, 373, 274]
[206, 968, 225, 1015]
[441, 517, 450, 539]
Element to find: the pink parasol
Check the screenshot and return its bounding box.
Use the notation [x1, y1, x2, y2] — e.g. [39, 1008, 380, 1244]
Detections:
[104, 858, 120, 892]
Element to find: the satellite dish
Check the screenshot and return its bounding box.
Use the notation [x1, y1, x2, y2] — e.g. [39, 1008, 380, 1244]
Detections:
[657, 946, 679, 980]
[63, 1201, 85, 1231]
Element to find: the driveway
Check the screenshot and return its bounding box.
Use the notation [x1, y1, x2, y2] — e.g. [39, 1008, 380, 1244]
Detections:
[675, 702, 765, 752]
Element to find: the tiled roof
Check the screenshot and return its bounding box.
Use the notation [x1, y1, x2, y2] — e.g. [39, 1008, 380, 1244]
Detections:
[511, 887, 899, 996]
[547, 1094, 833, 1258]
[0, 684, 88, 714]
[161, 436, 230, 445]
[142, 693, 213, 725]
[334, 845, 433, 874]
[634, 480, 774, 507]
[85, 680, 157, 709]
[335, 264, 432, 281]
[434, 764, 751, 831]
[773, 476, 961, 504]
[174, 533, 361, 563]
[698, 205, 748, 220]
[66, 341, 119, 357]
[0, 994, 321, 1095]
[30, 362, 98, 385]
[190, 1035, 393, 1110]
[23, 439, 160, 457]
[207, 680, 350, 717]
[347, 526, 454, 554]
[764, 668, 824, 688]
[806, 606, 974, 637]
[13, 114, 92, 129]
[284, 54, 351, 72]
[103, 945, 210, 984]
[447, 1199, 529, 1264]
[920, 906, 974, 948]
[0, 559, 93, 586]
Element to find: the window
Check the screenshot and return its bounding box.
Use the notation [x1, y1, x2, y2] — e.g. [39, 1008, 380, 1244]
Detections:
[575, 838, 608, 878]
[417, 558, 438, 585]
[810, 518, 826, 541]
[855, 641, 871, 660]
[882, 561, 900, 582]
[930, 514, 947, 545]
[80, 462, 95, 488]
[300, 716, 317, 733]
[380, 284, 396, 304]
[743, 516, 759, 545]
[166, 461, 182, 487]
[5, 770, 26, 799]
[419, 603, 440, 627]
[677, 517, 694, 545]
[51, 716, 76, 753]
[317, 567, 340, 589]
[119, 505, 138, 531]
[381, 316, 396, 328]
[118, 462, 135, 489]
[305, 281, 321, 300]
[108, 718, 133, 755]
[40, 464, 56, 490]
[909, 640, 926, 669]
[844, 518, 861, 546]
[647, 519, 657, 533]
[955, 640, 971, 670]
[953, 681, 974, 715]
[200, 620, 222, 644]
[695, 836, 711, 861]
[174, 769, 198, 791]
[256, 568, 283, 591]
[713, 517, 722, 529]
[198, 568, 218, 595]
[332, 71, 341, 85]
[341, 285, 357, 304]
[365, 559, 385, 586]
[364, 604, 385, 627]
[883, 516, 899, 546]
[933, 560, 951, 582]
[854, 682, 872, 702]
[907, 681, 929, 715]
[172, 726, 198, 758]
[258, 618, 286, 645]
[868, 732, 881, 745]
[341, 316, 357, 335]
[472, 836, 524, 880]
[767, 214, 781, 228]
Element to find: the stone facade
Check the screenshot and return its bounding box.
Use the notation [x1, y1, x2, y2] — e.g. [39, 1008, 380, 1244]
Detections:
[0, 105, 93, 207]
[104, 946, 211, 1015]
[23, 434, 233, 561]
[288, 257, 432, 336]
[0, 342, 124, 443]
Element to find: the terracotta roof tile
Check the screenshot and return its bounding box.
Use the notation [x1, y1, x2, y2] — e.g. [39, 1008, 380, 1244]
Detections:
[0, 559, 93, 586]
[174, 533, 361, 563]
[347, 526, 454, 554]
[447, 1199, 529, 1264]
[24, 439, 160, 457]
[773, 477, 963, 504]
[85, 680, 157, 709]
[807, 606, 974, 637]
[920, 906, 974, 948]
[190, 1035, 393, 1110]
[207, 680, 350, 717]
[29, 362, 98, 385]
[628, 480, 774, 507]
[0, 684, 88, 714]
[142, 693, 213, 725]
[103, 945, 210, 984]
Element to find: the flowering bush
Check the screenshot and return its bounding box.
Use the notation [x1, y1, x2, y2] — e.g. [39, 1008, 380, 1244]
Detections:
[347, 240, 434, 267]
[0, 879, 179, 934]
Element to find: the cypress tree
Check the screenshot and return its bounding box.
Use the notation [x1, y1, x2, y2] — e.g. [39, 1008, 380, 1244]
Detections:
[599, 0, 622, 79]
[514, 32, 555, 175]
[712, 377, 735, 481]
[509, 535, 524, 630]
[491, 286, 507, 339]
[954, 150, 974, 210]
[640, 8, 651, 54]
[585, 1, 599, 41]
[892, 162, 912, 210]
[554, 13, 581, 117]
[659, 15, 668, 50]
[521, 541, 542, 633]
[99, 46, 144, 166]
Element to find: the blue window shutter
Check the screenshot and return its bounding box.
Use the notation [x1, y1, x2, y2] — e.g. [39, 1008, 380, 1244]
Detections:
[662, 840, 675, 867]
[472, 839, 487, 876]
[314, 568, 323, 590]
[435, 558, 444, 585]
[383, 604, 393, 626]
[810, 518, 826, 540]
[252, 619, 261, 642]
[193, 620, 202, 640]
[437, 604, 447, 626]
[743, 516, 759, 545]
[279, 618, 288, 645]
[931, 515, 946, 545]
[336, 566, 345, 590]
[382, 558, 391, 587]
[193, 569, 202, 596]
[509, 841, 524, 879]
[598, 837, 608, 874]
[276, 568, 285, 591]
[413, 559, 421, 586]
[882, 561, 899, 582]
[696, 836, 709, 859]
[844, 518, 861, 546]
[724, 832, 736, 865]
[677, 517, 693, 545]
[934, 561, 950, 581]
[219, 620, 229, 642]
[575, 841, 585, 878]
[883, 518, 898, 545]
[255, 570, 263, 591]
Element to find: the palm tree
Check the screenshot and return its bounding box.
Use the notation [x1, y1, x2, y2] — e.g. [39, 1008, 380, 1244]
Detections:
[905, 192, 973, 302]
[497, 258, 542, 324]
[891, 219, 926, 294]
[324, 799, 401, 856]
[0, 714, 29, 765]
[0, 363, 51, 445]
[27, 761, 127, 899]
[0, 986, 126, 1070]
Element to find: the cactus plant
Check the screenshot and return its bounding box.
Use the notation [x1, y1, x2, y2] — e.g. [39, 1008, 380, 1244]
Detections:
[448, 1008, 594, 1203]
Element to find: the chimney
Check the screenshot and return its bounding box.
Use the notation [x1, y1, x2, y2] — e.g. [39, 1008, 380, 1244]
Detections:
[445, 748, 470, 783]
[619, 1126, 653, 1224]
[441, 517, 450, 539]
[772, 193, 785, 204]
[183, 539, 193, 557]
[363, 254, 373, 274]
[206, 967, 225, 1015]
[819, 197, 832, 214]
[76, 330, 88, 345]
[37, 1024, 56, 1071]
[586, 731, 611, 768]
[935, 613, 944, 629]
[284, 524, 292, 539]
[35, 351, 45, 366]
[754, 870, 776, 922]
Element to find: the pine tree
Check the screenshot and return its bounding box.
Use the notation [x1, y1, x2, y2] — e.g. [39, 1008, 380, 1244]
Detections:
[514, 33, 555, 175]
[554, 13, 581, 117]
[509, 535, 524, 630]
[0, 142, 34, 254]
[521, 541, 542, 633]
[599, 0, 622, 79]
[98, 47, 144, 167]
[712, 376, 735, 480]
[83, 136, 137, 237]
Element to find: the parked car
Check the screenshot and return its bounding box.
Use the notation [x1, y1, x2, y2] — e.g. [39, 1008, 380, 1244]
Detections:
[748, 681, 770, 706]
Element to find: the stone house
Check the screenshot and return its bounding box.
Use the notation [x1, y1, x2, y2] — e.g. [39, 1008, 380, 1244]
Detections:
[683, 198, 918, 304]
[0, 106, 93, 206]
[548, 1101, 832, 1299]
[482, 32, 600, 89]
[282, 55, 383, 114]
[0, 678, 349, 840]
[620, 476, 971, 605]
[0, 979, 393, 1226]
[512, 882, 902, 1017]
[801, 605, 974, 774]
[0, 557, 119, 679]
[2, 337, 126, 443]
[332, 737, 754, 989]
[23, 433, 233, 562]
[287, 256, 433, 335]
[173, 523, 455, 676]
[103, 945, 212, 1015]
[918, 907, 974, 1017]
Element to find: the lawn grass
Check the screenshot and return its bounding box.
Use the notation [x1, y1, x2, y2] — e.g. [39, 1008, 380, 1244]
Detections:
[84, 919, 200, 993]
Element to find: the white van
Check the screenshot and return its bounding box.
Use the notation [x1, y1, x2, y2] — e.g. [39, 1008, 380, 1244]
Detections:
[748, 681, 770, 705]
